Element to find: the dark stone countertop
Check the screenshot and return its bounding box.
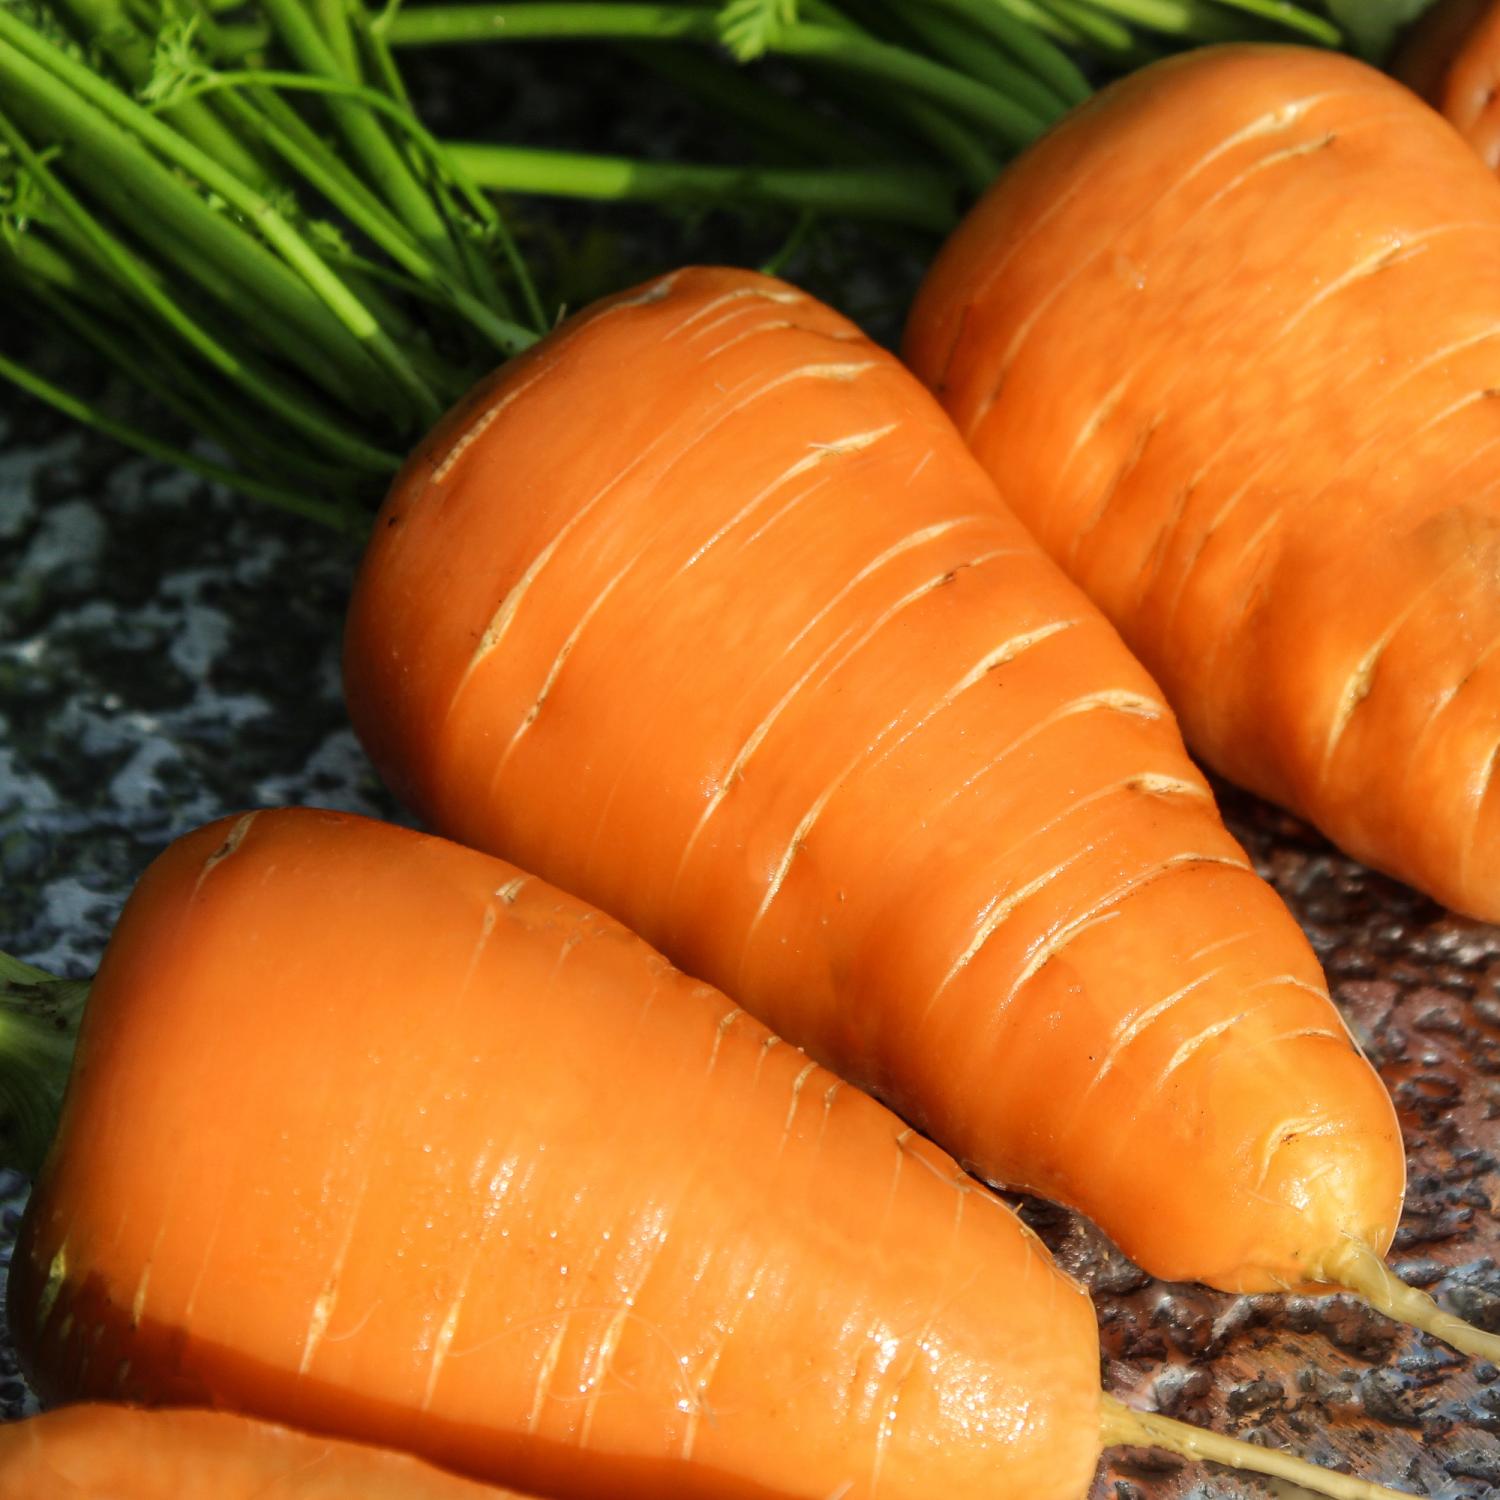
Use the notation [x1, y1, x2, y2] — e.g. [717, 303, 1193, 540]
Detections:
[3, 291, 1499, 1499]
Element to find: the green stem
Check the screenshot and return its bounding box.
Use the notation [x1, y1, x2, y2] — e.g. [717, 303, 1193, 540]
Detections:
[167, 69, 541, 348]
[17, 262, 363, 493]
[313, 0, 364, 76]
[256, 0, 468, 292]
[0, 62, 386, 409]
[897, 100, 999, 192]
[194, 0, 536, 341]
[176, 0, 270, 67]
[0, 953, 87, 1181]
[1063, 0, 1273, 41]
[885, 5, 1071, 125]
[2, 222, 115, 311]
[191, 80, 534, 354]
[446, 142, 956, 229]
[0, 97, 403, 472]
[1034, 0, 1161, 56]
[6, 192, 378, 405]
[383, 7, 1048, 149]
[380, 3, 714, 46]
[800, 0, 1000, 189]
[919, 0, 1091, 104]
[1206, 0, 1342, 44]
[70, 273, 374, 490]
[993, 0, 1094, 49]
[0, 7, 445, 422]
[344, 0, 524, 326]
[760, 207, 816, 276]
[0, 341, 359, 525]
[787, 20, 1059, 149]
[46, 0, 273, 186]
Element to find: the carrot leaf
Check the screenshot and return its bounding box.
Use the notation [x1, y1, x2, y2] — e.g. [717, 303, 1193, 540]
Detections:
[717, 0, 799, 61]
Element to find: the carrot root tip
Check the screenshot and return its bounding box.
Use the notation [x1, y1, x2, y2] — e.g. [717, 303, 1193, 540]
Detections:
[1318, 1238, 1500, 1362]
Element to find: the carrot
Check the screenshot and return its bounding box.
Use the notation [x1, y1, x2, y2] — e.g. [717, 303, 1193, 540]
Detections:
[0, 1404, 537, 1498]
[1394, 0, 1500, 169]
[2, 809, 1417, 1500]
[904, 44, 1500, 931]
[340, 264, 1408, 1306]
[10, 807, 1102, 1500]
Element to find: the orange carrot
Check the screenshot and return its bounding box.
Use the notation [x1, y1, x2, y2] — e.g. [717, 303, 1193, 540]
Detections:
[0, 1404, 535, 1498]
[341, 265, 1405, 1301]
[905, 44, 1500, 929]
[1394, 0, 1500, 169]
[11, 808, 1103, 1500]
[3, 810, 1416, 1500]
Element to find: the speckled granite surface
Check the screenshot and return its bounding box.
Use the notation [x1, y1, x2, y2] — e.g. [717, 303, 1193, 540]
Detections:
[4, 287, 1500, 1497]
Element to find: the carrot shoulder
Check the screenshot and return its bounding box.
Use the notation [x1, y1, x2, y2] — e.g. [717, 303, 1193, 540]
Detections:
[0, 1404, 533, 1499]
[343, 266, 1402, 1294]
[906, 45, 1500, 924]
[10, 809, 1102, 1500]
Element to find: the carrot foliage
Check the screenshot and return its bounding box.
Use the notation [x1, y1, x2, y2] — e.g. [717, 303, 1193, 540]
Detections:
[0, 0, 1441, 519]
[0, 951, 85, 1180]
[0, 0, 959, 518]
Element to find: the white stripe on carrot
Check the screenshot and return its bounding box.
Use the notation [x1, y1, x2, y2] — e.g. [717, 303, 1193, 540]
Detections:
[1277, 223, 1500, 343]
[1151, 1002, 1279, 1092]
[697, 318, 795, 360]
[667, 284, 805, 341]
[1319, 550, 1474, 778]
[704, 1007, 744, 1081]
[1461, 737, 1500, 890]
[871, 687, 1169, 858]
[192, 811, 258, 896]
[968, 90, 1353, 430]
[429, 271, 702, 484]
[676, 419, 892, 574]
[778, 1062, 821, 1158]
[929, 851, 1092, 1013]
[420, 1151, 515, 1411]
[741, 578, 1058, 948]
[525, 1313, 571, 1435]
[925, 771, 1211, 1011]
[456, 362, 883, 694]
[670, 533, 1002, 901]
[1082, 968, 1227, 1097]
[1001, 853, 1248, 1014]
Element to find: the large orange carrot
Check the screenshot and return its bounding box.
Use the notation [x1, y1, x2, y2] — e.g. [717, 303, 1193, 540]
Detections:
[1394, 0, 1500, 168]
[905, 45, 1500, 926]
[0, 1404, 535, 1498]
[10, 808, 1103, 1500]
[342, 265, 1404, 1299]
[2, 810, 1417, 1500]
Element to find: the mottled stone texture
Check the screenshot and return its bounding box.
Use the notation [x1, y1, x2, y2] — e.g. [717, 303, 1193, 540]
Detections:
[4, 307, 1500, 1497]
